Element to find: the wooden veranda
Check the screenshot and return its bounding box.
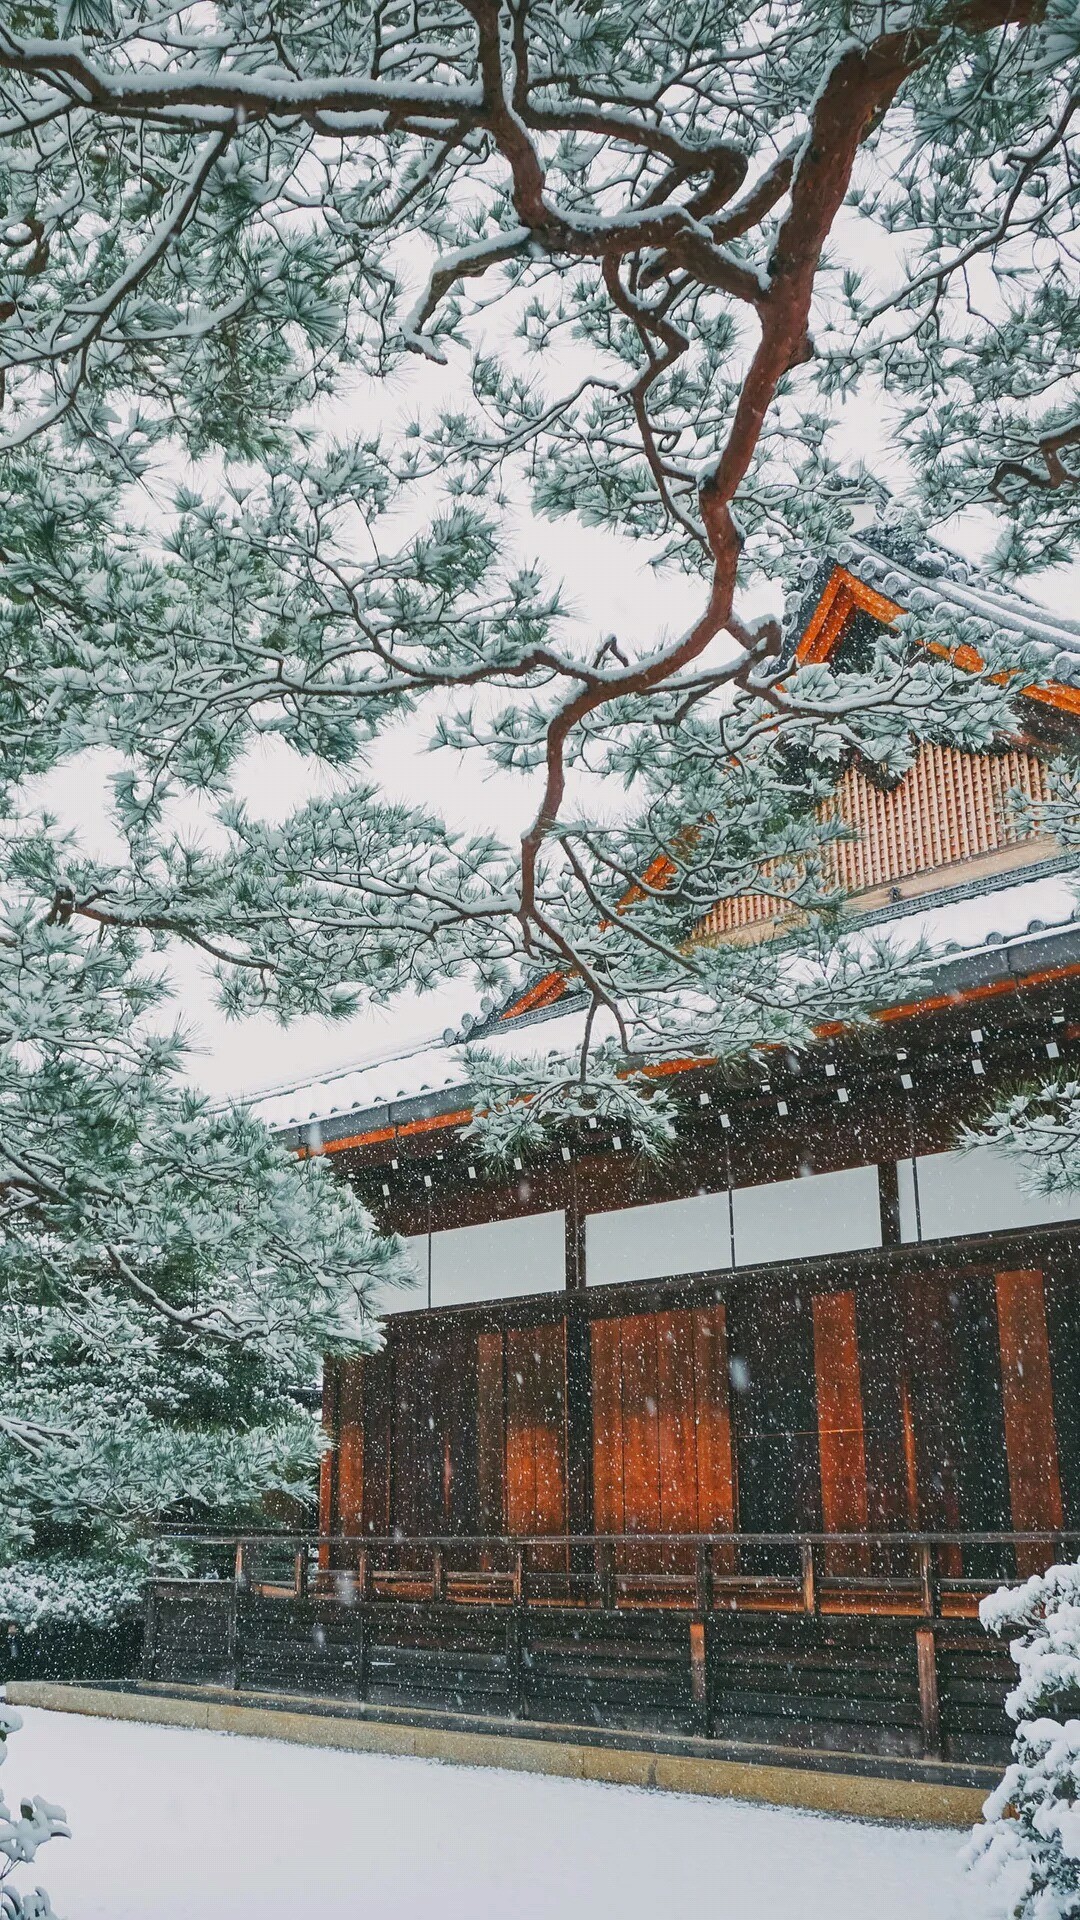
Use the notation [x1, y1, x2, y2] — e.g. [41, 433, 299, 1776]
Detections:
[141, 1527, 1070, 1770]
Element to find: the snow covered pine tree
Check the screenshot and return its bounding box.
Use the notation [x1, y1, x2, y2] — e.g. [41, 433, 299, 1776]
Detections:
[0, 4, 1077, 1631]
[0, 870, 409, 1631]
[968, 1564, 1080, 1920]
[0, 1705, 67, 1920]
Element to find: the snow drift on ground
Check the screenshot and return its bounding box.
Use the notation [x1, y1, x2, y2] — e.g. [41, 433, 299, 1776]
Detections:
[5, 1706, 1007, 1920]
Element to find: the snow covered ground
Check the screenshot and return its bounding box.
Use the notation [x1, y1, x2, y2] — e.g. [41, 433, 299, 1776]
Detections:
[6, 1705, 1006, 1920]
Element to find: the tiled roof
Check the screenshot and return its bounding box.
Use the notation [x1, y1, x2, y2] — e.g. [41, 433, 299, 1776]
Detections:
[782, 522, 1080, 681]
[246, 871, 1080, 1148]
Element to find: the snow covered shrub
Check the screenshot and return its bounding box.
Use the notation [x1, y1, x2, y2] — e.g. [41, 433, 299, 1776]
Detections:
[968, 1559, 1080, 1919]
[0, 1706, 68, 1920]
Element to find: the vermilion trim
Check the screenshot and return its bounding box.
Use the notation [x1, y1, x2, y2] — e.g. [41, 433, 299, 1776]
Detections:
[500, 850, 683, 1022]
[313, 563, 1080, 1156]
[795, 566, 903, 666]
[399, 1107, 474, 1137]
[297, 1123, 395, 1159]
[501, 973, 567, 1020]
[874, 958, 1080, 1025]
[296, 1109, 473, 1159]
[640, 1055, 715, 1079]
[502, 564, 1079, 1028]
[800, 565, 1080, 720]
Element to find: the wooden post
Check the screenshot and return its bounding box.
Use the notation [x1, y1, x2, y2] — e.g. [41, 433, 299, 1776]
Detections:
[432, 1545, 446, 1603]
[356, 1547, 371, 1602]
[354, 1607, 370, 1704]
[918, 1542, 939, 1619]
[565, 1301, 594, 1591]
[695, 1541, 714, 1616]
[227, 1586, 242, 1691]
[916, 1626, 942, 1758]
[293, 1547, 309, 1600]
[800, 1541, 818, 1615]
[141, 1583, 157, 1682]
[599, 1539, 617, 1611]
[512, 1544, 528, 1606]
[878, 1161, 901, 1246]
[689, 1619, 709, 1735]
[229, 1541, 251, 1690]
[506, 1607, 525, 1720]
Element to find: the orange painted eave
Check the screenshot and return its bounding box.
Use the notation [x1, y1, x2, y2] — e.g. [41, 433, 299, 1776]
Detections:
[501, 563, 1080, 1031]
[795, 566, 904, 664]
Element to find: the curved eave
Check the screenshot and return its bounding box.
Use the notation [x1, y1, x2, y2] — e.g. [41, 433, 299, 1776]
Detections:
[277, 917, 1080, 1159]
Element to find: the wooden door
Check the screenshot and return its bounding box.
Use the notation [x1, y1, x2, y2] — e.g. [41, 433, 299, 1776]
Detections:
[728, 1285, 819, 1556]
[591, 1306, 736, 1567]
[891, 1273, 1013, 1577]
[389, 1326, 479, 1541]
[469, 1320, 569, 1535]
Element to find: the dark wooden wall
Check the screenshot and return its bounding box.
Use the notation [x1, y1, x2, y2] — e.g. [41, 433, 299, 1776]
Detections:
[323, 1252, 1075, 1557]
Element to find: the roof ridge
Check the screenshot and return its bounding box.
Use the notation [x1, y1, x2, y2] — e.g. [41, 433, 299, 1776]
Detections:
[236, 1026, 463, 1109]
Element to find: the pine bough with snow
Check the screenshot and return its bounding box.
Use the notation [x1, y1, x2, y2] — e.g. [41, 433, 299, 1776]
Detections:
[0, 5, 1078, 1620]
[0, 1706, 66, 1920]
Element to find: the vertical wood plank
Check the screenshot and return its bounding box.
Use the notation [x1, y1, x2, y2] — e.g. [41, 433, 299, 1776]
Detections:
[812, 1292, 869, 1573]
[318, 1358, 341, 1558]
[361, 1346, 393, 1541]
[535, 1322, 568, 1535]
[903, 1276, 964, 1572]
[656, 1311, 699, 1537]
[391, 1338, 422, 1539]
[996, 1270, 1063, 1574]
[444, 1323, 480, 1536]
[857, 1278, 910, 1533]
[729, 1284, 820, 1537]
[620, 1312, 662, 1537]
[692, 1304, 737, 1549]
[476, 1329, 505, 1537]
[565, 1307, 594, 1541]
[915, 1626, 942, 1758]
[689, 1618, 708, 1733]
[591, 1316, 624, 1535]
[505, 1325, 537, 1533]
[506, 1323, 566, 1536]
[336, 1360, 365, 1536]
[1045, 1273, 1080, 1528]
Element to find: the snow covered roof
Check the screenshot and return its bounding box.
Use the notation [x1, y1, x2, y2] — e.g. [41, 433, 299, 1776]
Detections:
[245, 1002, 616, 1145]
[245, 1038, 470, 1137]
[247, 869, 1080, 1152]
[243, 525, 1080, 1155]
[782, 520, 1080, 690]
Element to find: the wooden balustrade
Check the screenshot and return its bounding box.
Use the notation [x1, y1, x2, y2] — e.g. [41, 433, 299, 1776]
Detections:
[193, 1528, 1077, 1617]
[144, 1529, 1077, 1767]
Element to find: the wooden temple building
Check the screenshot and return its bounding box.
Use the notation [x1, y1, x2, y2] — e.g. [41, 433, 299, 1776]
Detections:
[143, 533, 1080, 1788]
